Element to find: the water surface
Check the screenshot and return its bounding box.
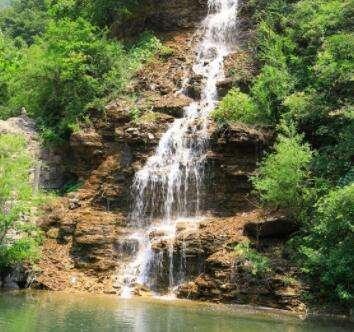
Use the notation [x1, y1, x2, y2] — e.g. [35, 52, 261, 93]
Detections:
[0, 291, 352, 332]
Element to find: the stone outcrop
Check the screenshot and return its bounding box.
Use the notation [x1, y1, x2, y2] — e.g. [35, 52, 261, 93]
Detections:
[0, 111, 66, 190]
[0, 265, 34, 290]
[111, 0, 208, 38]
[244, 215, 298, 239]
[173, 212, 304, 311]
[205, 123, 272, 215]
[142, 211, 304, 311]
[33, 20, 304, 311]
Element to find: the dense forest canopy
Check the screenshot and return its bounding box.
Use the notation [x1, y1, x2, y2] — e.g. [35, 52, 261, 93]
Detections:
[0, 0, 352, 308]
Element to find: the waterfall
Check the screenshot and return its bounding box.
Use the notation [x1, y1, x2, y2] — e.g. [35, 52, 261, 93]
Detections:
[119, 0, 239, 298]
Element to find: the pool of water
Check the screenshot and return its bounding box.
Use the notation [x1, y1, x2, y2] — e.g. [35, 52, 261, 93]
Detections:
[0, 291, 352, 332]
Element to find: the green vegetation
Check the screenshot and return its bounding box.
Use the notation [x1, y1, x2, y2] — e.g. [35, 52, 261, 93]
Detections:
[0, 0, 352, 309]
[296, 184, 354, 304]
[252, 124, 313, 216]
[0, 134, 43, 268]
[235, 241, 271, 277]
[0, 0, 162, 269]
[213, 88, 259, 124]
[0, 1, 162, 141]
[214, 0, 353, 306]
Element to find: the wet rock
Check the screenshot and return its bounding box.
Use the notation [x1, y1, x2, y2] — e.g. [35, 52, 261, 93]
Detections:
[3, 265, 34, 289]
[133, 284, 152, 297]
[149, 230, 167, 240]
[216, 78, 235, 97]
[114, 238, 140, 257]
[3, 279, 20, 290]
[186, 74, 203, 99]
[104, 288, 117, 295]
[152, 94, 192, 118]
[175, 220, 198, 233]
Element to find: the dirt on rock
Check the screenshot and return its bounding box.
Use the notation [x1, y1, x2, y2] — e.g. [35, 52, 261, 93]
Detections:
[33, 27, 305, 312]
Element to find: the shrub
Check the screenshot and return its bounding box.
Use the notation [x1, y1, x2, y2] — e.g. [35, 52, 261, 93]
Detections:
[297, 184, 354, 305]
[315, 33, 354, 100]
[0, 0, 50, 45]
[0, 34, 22, 119]
[0, 134, 43, 268]
[6, 18, 162, 141]
[252, 125, 313, 214]
[251, 65, 294, 124]
[235, 241, 271, 277]
[7, 18, 128, 140]
[213, 88, 260, 124]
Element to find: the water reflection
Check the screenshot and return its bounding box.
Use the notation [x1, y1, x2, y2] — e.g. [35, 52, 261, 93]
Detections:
[0, 291, 352, 332]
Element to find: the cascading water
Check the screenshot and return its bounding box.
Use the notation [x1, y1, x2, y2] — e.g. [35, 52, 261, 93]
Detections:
[119, 0, 239, 298]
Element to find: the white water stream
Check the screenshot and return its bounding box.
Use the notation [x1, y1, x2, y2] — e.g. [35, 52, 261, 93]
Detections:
[119, 0, 239, 298]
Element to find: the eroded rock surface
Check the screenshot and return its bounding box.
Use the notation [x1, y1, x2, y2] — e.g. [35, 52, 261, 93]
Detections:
[34, 25, 304, 311]
[112, 0, 208, 38]
[0, 111, 66, 190]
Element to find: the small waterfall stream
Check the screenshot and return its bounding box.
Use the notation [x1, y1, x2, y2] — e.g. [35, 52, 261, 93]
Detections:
[119, 0, 239, 298]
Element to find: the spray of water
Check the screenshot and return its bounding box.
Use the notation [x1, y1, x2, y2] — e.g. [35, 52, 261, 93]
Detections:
[119, 0, 239, 298]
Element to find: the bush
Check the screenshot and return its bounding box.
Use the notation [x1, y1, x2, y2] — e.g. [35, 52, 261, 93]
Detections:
[297, 184, 354, 305]
[0, 134, 43, 268]
[7, 19, 161, 141]
[235, 241, 271, 277]
[251, 65, 294, 124]
[315, 33, 354, 100]
[0, 34, 22, 119]
[213, 88, 260, 125]
[252, 125, 313, 214]
[7, 18, 128, 140]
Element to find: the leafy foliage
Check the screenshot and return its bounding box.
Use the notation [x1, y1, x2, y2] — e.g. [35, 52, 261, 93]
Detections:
[0, 0, 50, 45]
[221, 0, 353, 306]
[213, 88, 259, 124]
[7, 18, 128, 141]
[5, 19, 161, 141]
[0, 34, 22, 119]
[295, 184, 354, 304]
[0, 134, 42, 268]
[235, 241, 271, 277]
[252, 126, 313, 214]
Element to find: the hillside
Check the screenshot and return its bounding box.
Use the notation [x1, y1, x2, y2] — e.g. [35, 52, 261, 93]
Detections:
[0, 0, 352, 317]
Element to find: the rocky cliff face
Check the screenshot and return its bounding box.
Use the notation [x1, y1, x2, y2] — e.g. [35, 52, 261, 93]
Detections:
[112, 0, 208, 38]
[31, 5, 304, 311]
[0, 112, 66, 191]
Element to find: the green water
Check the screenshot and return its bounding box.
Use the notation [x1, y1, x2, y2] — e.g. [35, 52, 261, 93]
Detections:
[0, 291, 352, 332]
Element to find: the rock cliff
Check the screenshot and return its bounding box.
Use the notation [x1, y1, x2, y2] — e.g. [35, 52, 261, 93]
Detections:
[111, 0, 208, 38]
[29, 24, 303, 311]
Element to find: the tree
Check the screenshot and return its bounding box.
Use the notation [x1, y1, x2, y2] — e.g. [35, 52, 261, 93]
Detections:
[0, 0, 50, 45]
[297, 184, 354, 305]
[8, 18, 128, 141]
[252, 125, 313, 215]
